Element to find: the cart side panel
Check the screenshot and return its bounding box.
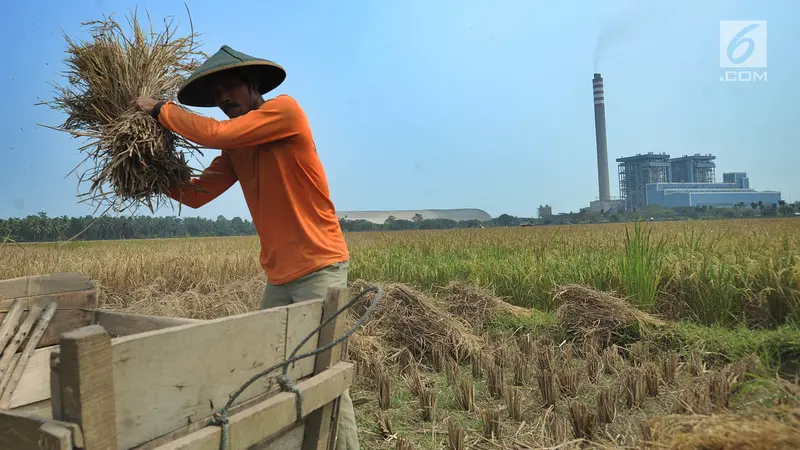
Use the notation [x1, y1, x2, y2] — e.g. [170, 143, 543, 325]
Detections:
[107, 299, 323, 450]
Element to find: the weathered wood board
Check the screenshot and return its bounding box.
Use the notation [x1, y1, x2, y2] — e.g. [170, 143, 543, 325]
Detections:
[148, 361, 353, 450]
[106, 298, 324, 449]
[5, 311, 200, 411]
[0, 273, 97, 349]
[0, 273, 94, 300]
[93, 310, 202, 338]
[6, 345, 56, 409]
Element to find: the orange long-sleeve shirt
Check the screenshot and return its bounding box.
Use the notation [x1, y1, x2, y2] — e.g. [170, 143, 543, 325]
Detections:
[158, 94, 349, 285]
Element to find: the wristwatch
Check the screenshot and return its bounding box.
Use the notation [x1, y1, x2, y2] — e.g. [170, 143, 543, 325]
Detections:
[151, 101, 166, 120]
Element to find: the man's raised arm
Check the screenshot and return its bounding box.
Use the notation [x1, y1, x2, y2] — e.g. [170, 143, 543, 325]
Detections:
[156, 95, 301, 150]
[168, 151, 238, 209]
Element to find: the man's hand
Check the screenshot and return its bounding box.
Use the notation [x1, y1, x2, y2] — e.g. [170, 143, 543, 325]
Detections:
[131, 96, 159, 115]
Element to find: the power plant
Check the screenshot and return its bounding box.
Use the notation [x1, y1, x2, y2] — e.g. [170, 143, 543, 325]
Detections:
[584, 73, 780, 214]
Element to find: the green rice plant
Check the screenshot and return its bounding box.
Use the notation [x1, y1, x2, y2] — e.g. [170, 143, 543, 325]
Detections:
[618, 221, 666, 311]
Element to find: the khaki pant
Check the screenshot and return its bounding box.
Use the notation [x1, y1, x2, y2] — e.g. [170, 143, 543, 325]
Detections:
[262, 260, 359, 450]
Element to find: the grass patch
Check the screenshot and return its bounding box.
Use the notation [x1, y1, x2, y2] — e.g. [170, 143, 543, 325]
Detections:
[649, 322, 800, 374]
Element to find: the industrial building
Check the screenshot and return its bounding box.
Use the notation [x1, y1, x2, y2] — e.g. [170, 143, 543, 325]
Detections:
[645, 181, 781, 208]
[585, 72, 780, 213]
[615, 152, 780, 210]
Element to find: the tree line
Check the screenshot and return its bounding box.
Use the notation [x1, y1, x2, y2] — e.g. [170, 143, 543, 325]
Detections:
[0, 212, 257, 242]
[1, 203, 797, 243]
[0, 212, 515, 243]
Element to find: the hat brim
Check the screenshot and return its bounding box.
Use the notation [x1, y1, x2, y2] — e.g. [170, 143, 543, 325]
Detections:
[177, 61, 286, 108]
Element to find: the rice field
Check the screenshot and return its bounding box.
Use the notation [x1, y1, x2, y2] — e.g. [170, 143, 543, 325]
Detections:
[1, 218, 798, 448]
[1, 218, 798, 327]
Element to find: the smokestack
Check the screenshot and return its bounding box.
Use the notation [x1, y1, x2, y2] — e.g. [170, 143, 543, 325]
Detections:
[593, 73, 611, 202]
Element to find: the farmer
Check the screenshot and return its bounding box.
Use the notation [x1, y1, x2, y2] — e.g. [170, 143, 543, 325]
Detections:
[132, 45, 358, 449]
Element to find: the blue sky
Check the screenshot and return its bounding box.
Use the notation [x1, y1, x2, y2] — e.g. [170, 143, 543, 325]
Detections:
[1, 0, 797, 220]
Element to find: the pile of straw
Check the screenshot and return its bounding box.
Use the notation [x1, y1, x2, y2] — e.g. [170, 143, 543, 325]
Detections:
[437, 281, 533, 331]
[347, 280, 483, 365]
[40, 10, 205, 213]
[646, 406, 800, 449]
[553, 284, 666, 344]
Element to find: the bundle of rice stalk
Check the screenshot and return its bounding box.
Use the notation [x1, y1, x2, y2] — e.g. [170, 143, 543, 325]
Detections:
[40, 9, 206, 214]
[348, 280, 483, 364]
[647, 406, 800, 449]
[553, 284, 666, 344]
[436, 281, 533, 330]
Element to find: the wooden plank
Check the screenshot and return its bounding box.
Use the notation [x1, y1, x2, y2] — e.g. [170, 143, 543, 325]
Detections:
[93, 309, 203, 337]
[111, 306, 297, 449]
[58, 325, 118, 450]
[0, 289, 96, 312]
[0, 273, 94, 300]
[253, 423, 306, 450]
[0, 304, 44, 391]
[0, 290, 96, 349]
[12, 398, 52, 419]
[0, 301, 58, 408]
[0, 299, 25, 353]
[0, 409, 77, 450]
[285, 300, 323, 382]
[0, 409, 85, 449]
[149, 361, 354, 450]
[31, 309, 92, 349]
[38, 422, 73, 450]
[303, 287, 350, 450]
[0, 409, 43, 449]
[132, 303, 321, 450]
[5, 345, 56, 409]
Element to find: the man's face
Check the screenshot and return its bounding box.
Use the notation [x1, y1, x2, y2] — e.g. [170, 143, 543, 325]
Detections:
[209, 72, 254, 119]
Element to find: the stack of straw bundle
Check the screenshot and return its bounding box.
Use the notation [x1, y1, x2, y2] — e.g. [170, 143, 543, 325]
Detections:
[40, 10, 206, 213]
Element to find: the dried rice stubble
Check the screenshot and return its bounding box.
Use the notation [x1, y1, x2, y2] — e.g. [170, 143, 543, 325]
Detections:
[376, 367, 392, 410]
[395, 438, 414, 450]
[41, 11, 207, 214]
[481, 406, 502, 440]
[455, 377, 475, 412]
[375, 410, 393, 438]
[447, 420, 465, 450]
[569, 402, 598, 442]
[586, 352, 602, 383]
[419, 389, 437, 422]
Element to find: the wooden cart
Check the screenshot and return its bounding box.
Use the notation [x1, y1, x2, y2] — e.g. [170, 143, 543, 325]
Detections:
[0, 273, 355, 450]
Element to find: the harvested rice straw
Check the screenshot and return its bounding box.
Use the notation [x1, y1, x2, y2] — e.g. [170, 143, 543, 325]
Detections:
[648, 406, 800, 450]
[420, 389, 437, 422]
[375, 411, 393, 438]
[569, 402, 597, 441]
[553, 284, 666, 342]
[505, 386, 523, 420]
[376, 368, 391, 410]
[482, 407, 502, 439]
[455, 378, 475, 412]
[447, 421, 465, 450]
[40, 10, 207, 214]
[395, 438, 414, 450]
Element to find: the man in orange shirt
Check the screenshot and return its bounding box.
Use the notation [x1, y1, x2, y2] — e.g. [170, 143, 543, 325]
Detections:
[133, 45, 359, 449]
